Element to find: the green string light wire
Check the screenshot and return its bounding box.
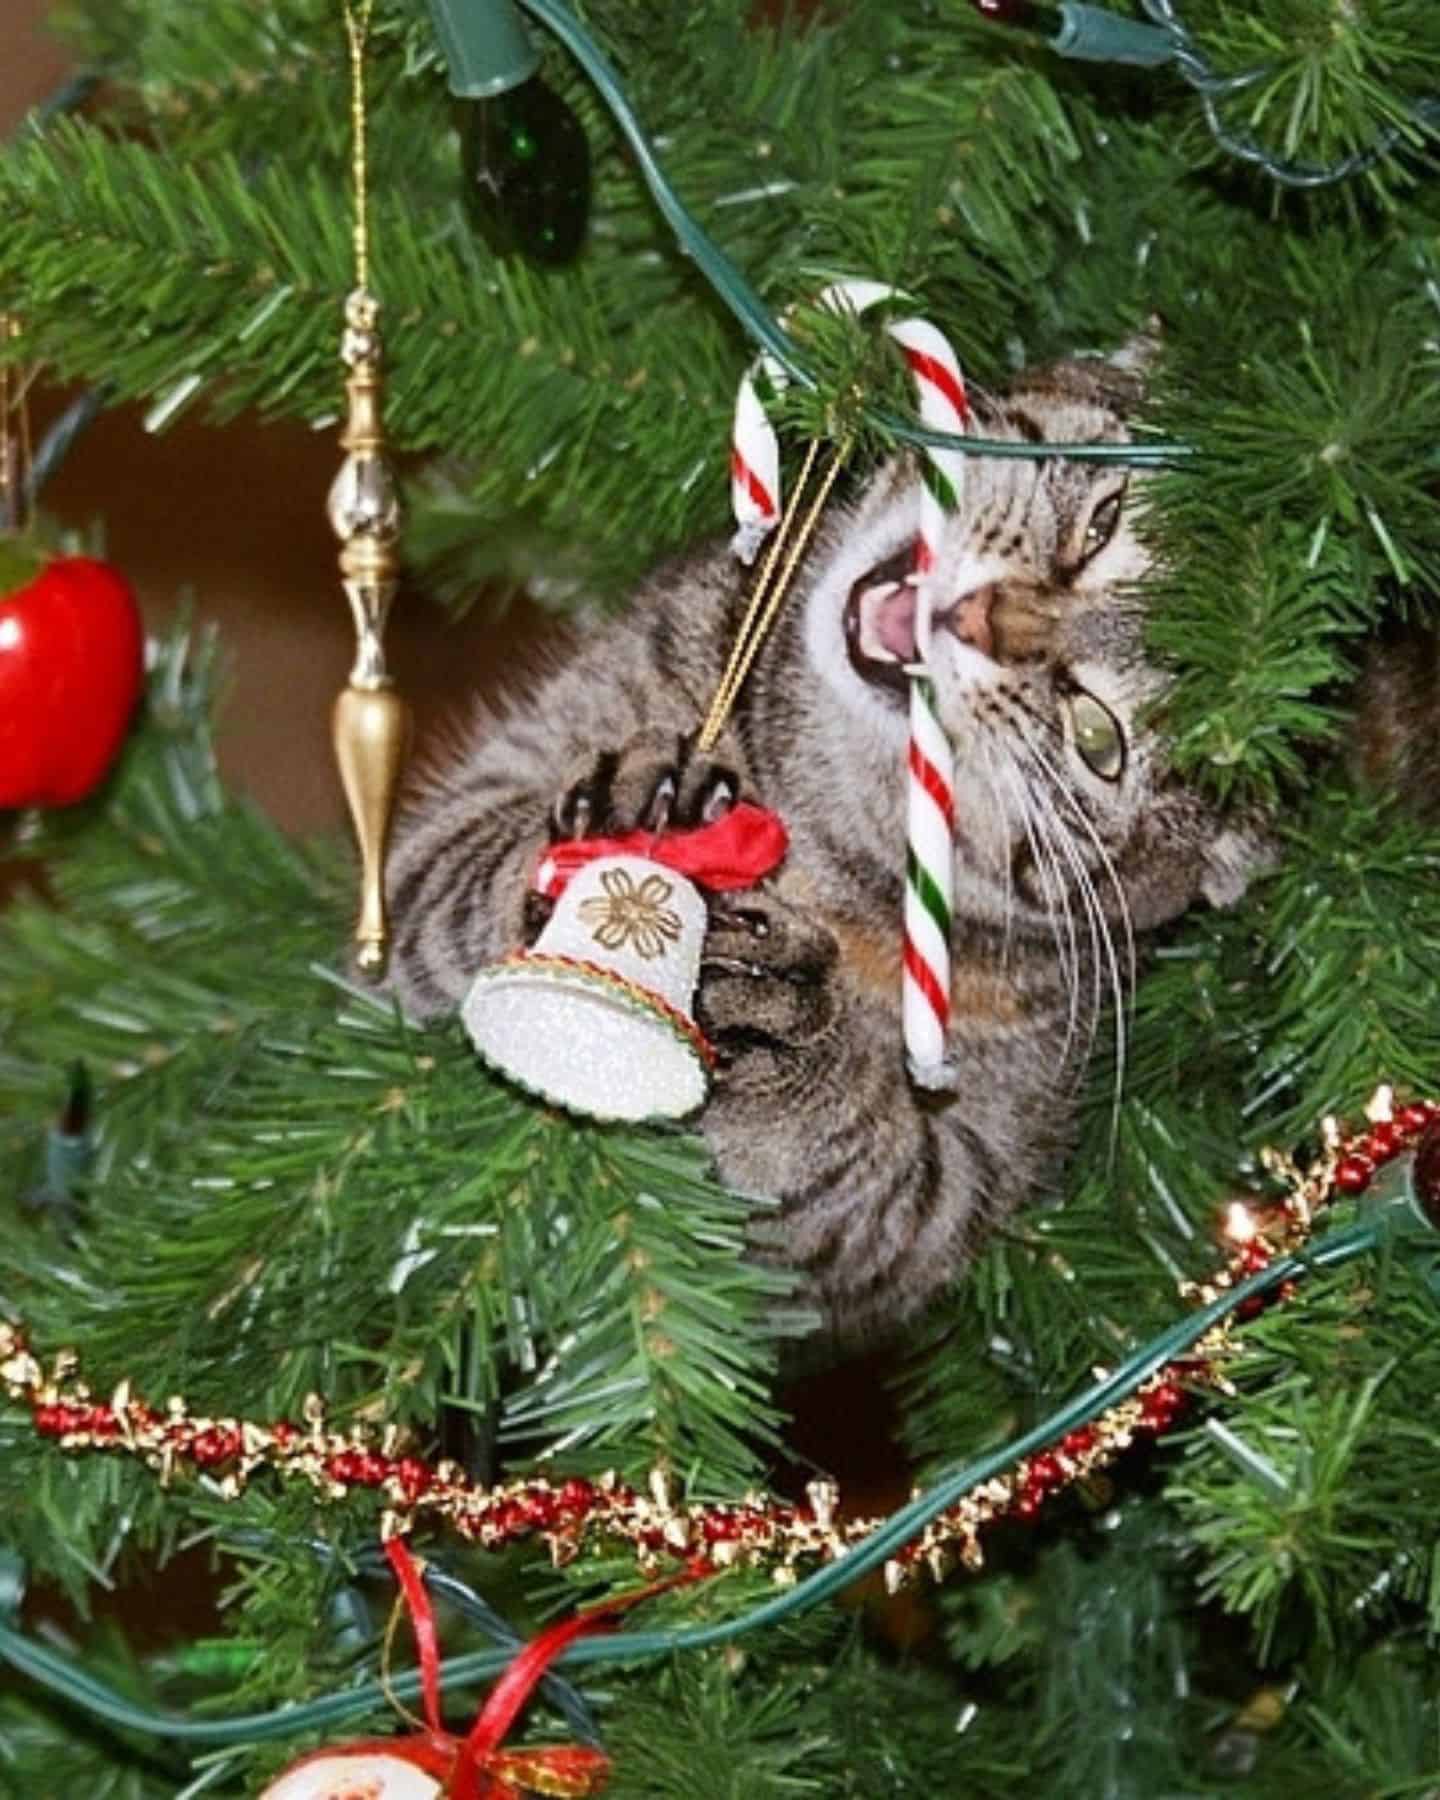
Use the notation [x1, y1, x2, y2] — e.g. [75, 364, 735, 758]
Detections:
[517, 0, 1188, 469]
[1138, 0, 1440, 191]
[2, 1188, 1428, 1749]
[977, 2, 1440, 190]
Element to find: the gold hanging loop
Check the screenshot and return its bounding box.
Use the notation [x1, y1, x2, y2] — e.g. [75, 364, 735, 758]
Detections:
[342, 0, 374, 297]
[332, 0, 411, 976]
[696, 437, 851, 755]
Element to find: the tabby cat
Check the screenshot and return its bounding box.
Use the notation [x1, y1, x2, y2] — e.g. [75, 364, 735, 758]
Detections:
[385, 344, 1270, 1342]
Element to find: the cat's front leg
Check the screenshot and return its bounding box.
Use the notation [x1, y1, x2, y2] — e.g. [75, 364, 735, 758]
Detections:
[696, 887, 842, 1076]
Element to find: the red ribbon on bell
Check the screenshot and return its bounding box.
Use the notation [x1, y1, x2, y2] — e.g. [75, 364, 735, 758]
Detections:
[534, 801, 789, 901]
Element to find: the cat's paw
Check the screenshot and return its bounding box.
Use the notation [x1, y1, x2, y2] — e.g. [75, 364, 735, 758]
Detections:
[697, 888, 841, 1056]
[553, 730, 740, 840]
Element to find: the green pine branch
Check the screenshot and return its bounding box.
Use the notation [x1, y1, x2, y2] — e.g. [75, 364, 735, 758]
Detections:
[2, 631, 796, 1531]
[1169, 1275, 1440, 1661]
[1177, 0, 1440, 207]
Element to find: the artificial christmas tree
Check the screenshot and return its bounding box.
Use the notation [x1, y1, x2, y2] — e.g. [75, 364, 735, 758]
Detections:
[6, 2, 1440, 1794]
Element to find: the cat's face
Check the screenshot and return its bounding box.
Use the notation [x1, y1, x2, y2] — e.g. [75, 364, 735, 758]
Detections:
[802, 348, 1267, 946]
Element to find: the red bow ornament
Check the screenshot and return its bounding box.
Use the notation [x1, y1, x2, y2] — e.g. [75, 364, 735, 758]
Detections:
[533, 801, 788, 901]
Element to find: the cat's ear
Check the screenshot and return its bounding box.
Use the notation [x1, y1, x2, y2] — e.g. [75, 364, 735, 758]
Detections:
[1107, 316, 1164, 383]
[1198, 810, 1280, 909]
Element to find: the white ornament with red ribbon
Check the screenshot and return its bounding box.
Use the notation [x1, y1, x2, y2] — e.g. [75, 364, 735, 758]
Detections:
[261, 1743, 447, 1799]
[462, 851, 713, 1124]
[261, 1538, 617, 1800]
[462, 804, 789, 1125]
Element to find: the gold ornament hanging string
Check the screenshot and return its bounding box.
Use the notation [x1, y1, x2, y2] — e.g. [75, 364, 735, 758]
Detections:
[0, 314, 35, 534]
[331, 0, 839, 867]
[696, 436, 851, 755]
[331, 0, 411, 975]
[343, 0, 374, 296]
[379, 1574, 431, 1734]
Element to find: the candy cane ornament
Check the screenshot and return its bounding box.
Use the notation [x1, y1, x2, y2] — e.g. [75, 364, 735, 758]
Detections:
[729, 356, 785, 565]
[888, 318, 970, 1087]
[727, 282, 971, 1085]
[728, 278, 899, 565]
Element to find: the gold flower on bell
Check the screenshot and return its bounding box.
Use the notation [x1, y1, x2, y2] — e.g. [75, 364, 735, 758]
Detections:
[579, 867, 682, 960]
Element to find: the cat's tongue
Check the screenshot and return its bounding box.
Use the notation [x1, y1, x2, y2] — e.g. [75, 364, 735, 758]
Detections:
[859, 580, 916, 663]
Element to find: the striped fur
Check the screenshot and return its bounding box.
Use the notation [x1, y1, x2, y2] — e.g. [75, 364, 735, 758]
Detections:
[386, 352, 1269, 1342]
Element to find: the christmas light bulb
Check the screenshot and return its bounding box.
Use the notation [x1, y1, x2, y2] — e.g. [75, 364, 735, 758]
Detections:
[461, 81, 591, 267]
[426, 0, 591, 268]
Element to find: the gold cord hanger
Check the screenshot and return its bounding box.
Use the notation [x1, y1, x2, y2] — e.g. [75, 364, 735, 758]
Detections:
[0, 314, 34, 534]
[332, 0, 412, 974]
[696, 436, 851, 755]
[378, 1578, 430, 1733]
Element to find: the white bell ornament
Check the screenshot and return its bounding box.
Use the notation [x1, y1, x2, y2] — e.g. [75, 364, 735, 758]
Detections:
[461, 852, 714, 1124]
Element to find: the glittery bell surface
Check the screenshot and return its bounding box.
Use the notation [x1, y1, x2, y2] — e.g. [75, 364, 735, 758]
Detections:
[462, 853, 711, 1123]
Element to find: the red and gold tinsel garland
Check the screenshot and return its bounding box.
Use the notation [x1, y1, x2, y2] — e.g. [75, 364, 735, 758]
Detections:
[3, 1091, 1433, 1592]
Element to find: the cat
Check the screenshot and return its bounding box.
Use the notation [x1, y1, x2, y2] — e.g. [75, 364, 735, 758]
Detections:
[384, 342, 1271, 1343]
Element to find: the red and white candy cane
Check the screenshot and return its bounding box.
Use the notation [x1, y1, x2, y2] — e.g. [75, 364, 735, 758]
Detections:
[728, 281, 971, 1085]
[728, 277, 896, 564]
[890, 316, 970, 1086]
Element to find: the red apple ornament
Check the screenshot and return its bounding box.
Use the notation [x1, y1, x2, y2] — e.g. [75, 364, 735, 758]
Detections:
[0, 550, 144, 808]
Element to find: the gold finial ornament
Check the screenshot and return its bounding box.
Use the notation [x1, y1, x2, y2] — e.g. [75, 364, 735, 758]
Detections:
[334, 684, 410, 972]
[332, 1, 411, 975]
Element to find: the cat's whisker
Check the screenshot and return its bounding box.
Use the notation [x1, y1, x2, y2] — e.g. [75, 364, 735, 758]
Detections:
[1033, 757, 1137, 1012]
[1012, 747, 1106, 1079]
[1030, 818, 1089, 1071]
[1014, 731, 1130, 1137]
[977, 733, 1017, 968]
[997, 751, 1085, 1061]
[1019, 726, 1139, 1013]
[995, 753, 1068, 984]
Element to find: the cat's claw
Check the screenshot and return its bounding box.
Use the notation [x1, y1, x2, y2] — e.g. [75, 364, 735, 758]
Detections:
[554, 731, 740, 841]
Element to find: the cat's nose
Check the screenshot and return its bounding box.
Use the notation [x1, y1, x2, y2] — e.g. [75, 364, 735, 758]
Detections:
[951, 583, 997, 657]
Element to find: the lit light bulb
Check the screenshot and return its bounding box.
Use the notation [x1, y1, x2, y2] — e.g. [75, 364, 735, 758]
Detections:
[970, 0, 1064, 33]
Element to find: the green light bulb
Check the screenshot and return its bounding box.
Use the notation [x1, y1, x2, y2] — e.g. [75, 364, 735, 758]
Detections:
[462, 80, 591, 268]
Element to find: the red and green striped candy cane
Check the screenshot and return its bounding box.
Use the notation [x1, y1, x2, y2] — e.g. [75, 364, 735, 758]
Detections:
[728, 283, 971, 1084]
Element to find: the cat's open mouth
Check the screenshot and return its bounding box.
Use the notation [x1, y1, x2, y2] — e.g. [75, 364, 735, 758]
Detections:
[845, 551, 950, 696]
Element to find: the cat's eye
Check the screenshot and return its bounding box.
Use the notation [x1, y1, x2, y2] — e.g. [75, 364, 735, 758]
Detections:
[1080, 489, 1124, 563]
[1066, 690, 1126, 782]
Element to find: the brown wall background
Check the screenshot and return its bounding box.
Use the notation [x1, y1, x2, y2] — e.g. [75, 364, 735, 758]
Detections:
[2, 2, 524, 837]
